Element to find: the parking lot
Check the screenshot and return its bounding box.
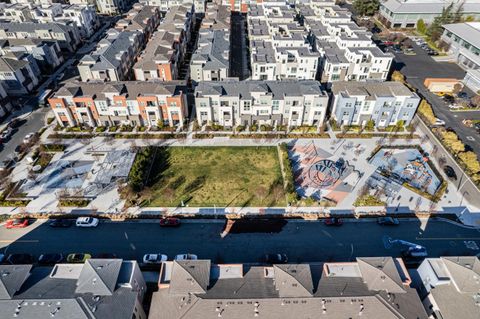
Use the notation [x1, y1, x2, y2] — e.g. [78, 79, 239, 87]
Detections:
[393, 43, 480, 154]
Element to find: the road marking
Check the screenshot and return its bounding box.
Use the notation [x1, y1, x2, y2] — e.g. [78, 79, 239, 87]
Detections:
[0, 240, 39, 243]
[416, 237, 480, 241]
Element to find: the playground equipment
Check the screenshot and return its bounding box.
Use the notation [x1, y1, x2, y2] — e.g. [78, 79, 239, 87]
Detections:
[387, 237, 428, 257]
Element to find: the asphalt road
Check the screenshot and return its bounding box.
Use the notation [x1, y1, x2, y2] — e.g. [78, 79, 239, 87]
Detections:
[393, 44, 480, 153]
[1, 219, 479, 264]
[230, 13, 250, 80]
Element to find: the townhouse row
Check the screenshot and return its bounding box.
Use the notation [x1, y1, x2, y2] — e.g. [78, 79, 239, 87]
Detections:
[0, 2, 99, 39]
[49, 79, 421, 129]
[10, 0, 135, 15]
[190, 2, 231, 83]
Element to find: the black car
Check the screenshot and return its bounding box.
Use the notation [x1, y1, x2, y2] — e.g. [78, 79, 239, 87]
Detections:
[8, 119, 26, 129]
[95, 253, 118, 259]
[474, 122, 480, 131]
[264, 253, 288, 264]
[377, 217, 400, 225]
[443, 165, 457, 180]
[457, 91, 468, 99]
[38, 253, 64, 265]
[7, 253, 34, 265]
[49, 219, 73, 228]
[443, 94, 455, 104]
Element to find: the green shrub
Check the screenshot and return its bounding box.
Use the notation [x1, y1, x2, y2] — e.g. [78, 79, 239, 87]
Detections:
[353, 195, 386, 207]
[39, 144, 65, 152]
[58, 199, 90, 207]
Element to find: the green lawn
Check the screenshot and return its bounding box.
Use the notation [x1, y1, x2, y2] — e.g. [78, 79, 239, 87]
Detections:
[146, 147, 286, 207]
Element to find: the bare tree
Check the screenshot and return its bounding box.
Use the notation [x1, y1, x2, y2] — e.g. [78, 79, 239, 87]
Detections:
[163, 187, 175, 205]
[255, 185, 268, 204]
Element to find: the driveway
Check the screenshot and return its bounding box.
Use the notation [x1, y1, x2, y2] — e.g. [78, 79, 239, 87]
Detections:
[393, 44, 480, 153]
[230, 13, 250, 80]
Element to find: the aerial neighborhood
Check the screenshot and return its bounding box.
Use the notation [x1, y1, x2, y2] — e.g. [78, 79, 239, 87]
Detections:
[0, 0, 479, 318]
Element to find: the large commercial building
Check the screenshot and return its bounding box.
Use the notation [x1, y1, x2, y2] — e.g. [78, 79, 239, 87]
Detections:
[379, 0, 480, 29]
[413, 256, 480, 319]
[194, 80, 329, 128]
[298, 3, 393, 86]
[149, 257, 428, 319]
[0, 259, 147, 319]
[331, 81, 421, 128]
[441, 22, 480, 70]
[49, 80, 189, 128]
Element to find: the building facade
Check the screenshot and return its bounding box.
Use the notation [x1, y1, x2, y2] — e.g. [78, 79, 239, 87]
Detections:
[0, 39, 63, 71]
[331, 81, 420, 128]
[441, 22, 480, 70]
[148, 257, 428, 319]
[49, 80, 189, 128]
[379, 0, 480, 29]
[194, 80, 329, 128]
[0, 22, 81, 52]
[0, 53, 41, 96]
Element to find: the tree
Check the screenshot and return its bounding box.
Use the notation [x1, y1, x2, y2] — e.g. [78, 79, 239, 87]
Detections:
[391, 70, 405, 83]
[440, 131, 465, 154]
[452, 83, 463, 95]
[353, 0, 379, 16]
[416, 19, 427, 34]
[163, 187, 176, 205]
[255, 185, 268, 204]
[458, 151, 480, 174]
[417, 100, 436, 125]
[470, 95, 480, 108]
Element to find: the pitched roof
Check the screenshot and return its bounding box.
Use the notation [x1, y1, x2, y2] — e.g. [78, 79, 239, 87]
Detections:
[273, 264, 313, 297]
[169, 260, 211, 295]
[357, 257, 406, 294]
[0, 265, 32, 299]
[75, 259, 122, 296]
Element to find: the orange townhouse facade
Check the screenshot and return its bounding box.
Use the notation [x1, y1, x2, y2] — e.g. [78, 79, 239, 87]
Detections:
[49, 81, 189, 128]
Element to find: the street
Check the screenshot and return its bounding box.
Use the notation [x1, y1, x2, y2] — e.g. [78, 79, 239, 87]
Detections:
[393, 44, 480, 154]
[1, 219, 479, 264]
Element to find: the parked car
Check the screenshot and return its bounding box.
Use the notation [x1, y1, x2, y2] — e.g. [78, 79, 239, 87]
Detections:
[7, 253, 34, 264]
[474, 122, 480, 131]
[448, 104, 461, 109]
[66, 253, 91, 263]
[75, 217, 99, 228]
[324, 217, 343, 226]
[8, 119, 25, 129]
[427, 50, 439, 56]
[0, 158, 14, 171]
[404, 48, 416, 55]
[0, 253, 4, 263]
[433, 118, 446, 126]
[159, 217, 180, 227]
[443, 94, 455, 104]
[377, 217, 400, 225]
[5, 218, 29, 229]
[443, 165, 457, 180]
[143, 254, 168, 264]
[38, 253, 64, 265]
[264, 253, 288, 264]
[457, 91, 468, 99]
[95, 253, 118, 259]
[174, 254, 198, 261]
[49, 219, 73, 228]
[23, 133, 37, 144]
[0, 128, 13, 141]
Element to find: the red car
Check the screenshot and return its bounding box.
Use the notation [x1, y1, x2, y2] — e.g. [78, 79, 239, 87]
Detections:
[5, 218, 29, 229]
[159, 217, 180, 227]
[324, 218, 343, 226]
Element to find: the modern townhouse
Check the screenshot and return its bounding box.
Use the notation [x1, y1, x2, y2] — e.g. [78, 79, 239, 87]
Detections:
[413, 256, 480, 319]
[441, 22, 480, 70]
[331, 81, 421, 128]
[148, 257, 428, 319]
[201, 1, 230, 31]
[0, 2, 99, 39]
[0, 22, 81, 52]
[190, 30, 230, 82]
[78, 28, 143, 82]
[0, 52, 41, 96]
[248, 4, 321, 81]
[95, 0, 131, 14]
[298, 3, 393, 86]
[379, 0, 480, 29]
[0, 38, 63, 71]
[139, 0, 205, 13]
[49, 80, 189, 128]
[194, 80, 329, 128]
[10, 0, 53, 4]
[0, 83, 13, 118]
[115, 3, 161, 42]
[0, 259, 147, 319]
[133, 5, 194, 81]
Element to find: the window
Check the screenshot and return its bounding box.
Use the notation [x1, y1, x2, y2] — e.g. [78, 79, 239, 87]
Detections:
[243, 101, 251, 111]
[406, 103, 414, 108]
[345, 103, 352, 108]
[314, 111, 322, 115]
[355, 101, 362, 107]
[170, 102, 177, 107]
[272, 100, 279, 111]
[55, 103, 62, 108]
[200, 102, 207, 107]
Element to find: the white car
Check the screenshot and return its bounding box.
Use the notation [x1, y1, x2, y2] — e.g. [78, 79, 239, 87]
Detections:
[23, 133, 36, 144]
[174, 254, 198, 261]
[75, 217, 99, 228]
[448, 104, 461, 109]
[433, 118, 446, 126]
[143, 254, 168, 264]
[0, 127, 12, 140]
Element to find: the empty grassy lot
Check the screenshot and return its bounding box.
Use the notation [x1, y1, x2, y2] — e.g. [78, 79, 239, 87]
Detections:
[146, 147, 285, 207]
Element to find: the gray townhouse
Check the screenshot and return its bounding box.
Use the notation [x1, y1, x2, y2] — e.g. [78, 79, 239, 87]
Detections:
[78, 28, 143, 82]
[194, 80, 329, 128]
[148, 257, 428, 319]
[0, 258, 147, 319]
[412, 256, 480, 319]
[331, 81, 421, 128]
[0, 22, 81, 52]
[0, 39, 63, 72]
[0, 52, 41, 96]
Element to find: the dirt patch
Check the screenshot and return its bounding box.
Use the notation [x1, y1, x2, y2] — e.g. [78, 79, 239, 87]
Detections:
[223, 219, 288, 234]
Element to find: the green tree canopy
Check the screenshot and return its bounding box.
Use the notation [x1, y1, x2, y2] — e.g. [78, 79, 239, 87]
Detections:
[353, 0, 380, 16]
